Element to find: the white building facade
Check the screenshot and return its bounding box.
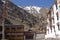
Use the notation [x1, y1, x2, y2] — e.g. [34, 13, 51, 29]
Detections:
[45, 0, 60, 39]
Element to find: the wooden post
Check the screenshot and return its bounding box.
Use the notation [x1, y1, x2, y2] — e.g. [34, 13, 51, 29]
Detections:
[2, 0, 7, 40]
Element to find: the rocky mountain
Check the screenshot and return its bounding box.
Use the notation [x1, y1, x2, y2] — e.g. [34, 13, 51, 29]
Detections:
[20, 6, 49, 33]
[22, 6, 49, 18]
[0, 0, 39, 31]
[1, 0, 49, 33]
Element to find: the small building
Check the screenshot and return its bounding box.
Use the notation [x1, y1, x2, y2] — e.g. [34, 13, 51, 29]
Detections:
[24, 31, 36, 40]
[5, 25, 24, 40]
[0, 25, 24, 40]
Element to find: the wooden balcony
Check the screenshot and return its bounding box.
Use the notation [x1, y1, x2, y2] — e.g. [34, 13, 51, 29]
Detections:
[15, 36, 24, 40]
[15, 29, 24, 33]
[5, 28, 11, 33]
[4, 25, 24, 40]
[5, 35, 24, 40]
[5, 25, 24, 33]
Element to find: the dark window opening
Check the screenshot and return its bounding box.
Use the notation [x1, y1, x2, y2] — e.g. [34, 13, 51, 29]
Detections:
[26, 34, 33, 39]
[0, 26, 2, 31]
[56, 12, 59, 20]
[53, 18, 55, 23]
[0, 34, 2, 39]
[5, 35, 10, 39]
[53, 25, 55, 32]
[11, 35, 15, 37]
[56, 3, 58, 10]
[11, 28, 16, 31]
[6, 28, 10, 30]
[12, 28, 15, 30]
[57, 23, 60, 30]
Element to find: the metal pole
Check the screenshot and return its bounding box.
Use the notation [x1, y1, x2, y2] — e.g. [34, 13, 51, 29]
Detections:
[2, 0, 7, 40]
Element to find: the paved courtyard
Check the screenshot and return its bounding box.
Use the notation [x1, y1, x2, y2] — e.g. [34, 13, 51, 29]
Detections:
[36, 38, 60, 40]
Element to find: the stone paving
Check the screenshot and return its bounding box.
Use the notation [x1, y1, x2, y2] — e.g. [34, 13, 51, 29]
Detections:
[36, 34, 60, 40]
[36, 38, 60, 40]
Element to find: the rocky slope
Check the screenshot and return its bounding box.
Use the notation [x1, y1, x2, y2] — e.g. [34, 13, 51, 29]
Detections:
[0, 0, 49, 33]
[21, 6, 49, 33]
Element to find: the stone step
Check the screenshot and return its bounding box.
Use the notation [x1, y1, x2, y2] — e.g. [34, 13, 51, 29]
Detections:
[46, 38, 60, 40]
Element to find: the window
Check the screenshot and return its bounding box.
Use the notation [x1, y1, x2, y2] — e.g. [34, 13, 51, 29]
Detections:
[56, 4, 58, 10]
[57, 22, 60, 30]
[56, 12, 59, 20]
[12, 28, 15, 30]
[17, 27, 22, 29]
[6, 28, 9, 30]
[7, 35, 9, 37]
[5, 35, 10, 38]
[0, 26, 2, 31]
[52, 11, 54, 23]
[0, 34, 2, 39]
[17, 35, 21, 37]
[11, 27, 16, 31]
[26, 34, 33, 39]
[53, 25, 55, 32]
[53, 18, 55, 23]
[11, 35, 15, 37]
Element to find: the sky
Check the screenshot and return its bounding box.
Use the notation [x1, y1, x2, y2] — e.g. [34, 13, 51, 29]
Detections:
[10, 0, 54, 8]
